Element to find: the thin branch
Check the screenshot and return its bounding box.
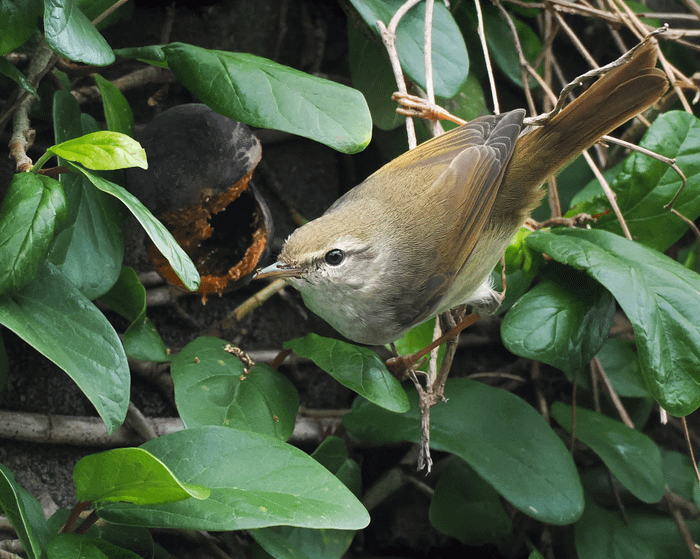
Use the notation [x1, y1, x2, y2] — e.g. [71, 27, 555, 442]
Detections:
[92, 0, 131, 26]
[475, 0, 499, 113]
[583, 150, 633, 240]
[593, 357, 634, 428]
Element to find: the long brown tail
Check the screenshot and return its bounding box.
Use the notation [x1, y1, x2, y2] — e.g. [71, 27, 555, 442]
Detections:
[494, 38, 669, 223]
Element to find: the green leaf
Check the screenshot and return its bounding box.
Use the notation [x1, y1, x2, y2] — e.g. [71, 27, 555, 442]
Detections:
[171, 337, 299, 440]
[46, 533, 141, 559]
[74, 447, 210, 504]
[94, 74, 134, 137]
[0, 57, 39, 97]
[596, 338, 650, 399]
[344, 378, 584, 524]
[575, 498, 653, 559]
[113, 45, 167, 67]
[0, 0, 42, 55]
[0, 173, 66, 297]
[99, 267, 170, 362]
[502, 269, 615, 376]
[49, 93, 124, 300]
[552, 403, 664, 503]
[429, 456, 512, 545]
[662, 450, 697, 501]
[161, 42, 371, 154]
[49, 131, 146, 170]
[0, 262, 129, 432]
[66, 163, 200, 291]
[249, 437, 361, 559]
[43, 0, 115, 65]
[285, 334, 409, 413]
[348, 0, 469, 98]
[348, 23, 404, 131]
[527, 228, 700, 416]
[627, 511, 700, 559]
[438, 73, 489, 130]
[0, 464, 50, 559]
[569, 112, 700, 252]
[97, 427, 370, 531]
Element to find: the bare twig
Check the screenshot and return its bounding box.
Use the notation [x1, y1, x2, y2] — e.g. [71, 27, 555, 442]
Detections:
[583, 150, 633, 240]
[593, 357, 634, 428]
[92, 0, 130, 26]
[475, 0, 499, 113]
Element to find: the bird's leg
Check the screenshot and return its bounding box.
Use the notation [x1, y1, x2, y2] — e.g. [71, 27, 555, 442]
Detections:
[386, 312, 481, 378]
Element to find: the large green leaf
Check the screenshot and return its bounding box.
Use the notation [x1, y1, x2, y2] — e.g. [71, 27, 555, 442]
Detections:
[0, 465, 50, 559]
[569, 112, 700, 252]
[171, 336, 298, 440]
[285, 334, 409, 413]
[0, 173, 66, 297]
[0, 262, 129, 432]
[161, 43, 371, 154]
[596, 338, 650, 399]
[74, 447, 209, 504]
[627, 511, 700, 558]
[527, 228, 700, 416]
[43, 0, 115, 65]
[429, 456, 512, 545]
[348, 0, 468, 98]
[97, 427, 370, 531]
[575, 499, 653, 559]
[250, 437, 360, 559]
[66, 163, 200, 292]
[343, 378, 584, 524]
[502, 268, 615, 376]
[552, 403, 665, 504]
[48, 92, 124, 300]
[48, 131, 146, 170]
[0, 0, 42, 55]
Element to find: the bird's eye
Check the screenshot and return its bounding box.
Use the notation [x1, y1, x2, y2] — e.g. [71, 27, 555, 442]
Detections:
[324, 249, 345, 266]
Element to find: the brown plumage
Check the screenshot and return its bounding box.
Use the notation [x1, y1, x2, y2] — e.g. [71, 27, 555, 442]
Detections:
[255, 39, 668, 345]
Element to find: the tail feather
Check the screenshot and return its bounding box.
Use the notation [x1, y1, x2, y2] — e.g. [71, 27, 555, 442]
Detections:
[494, 39, 669, 223]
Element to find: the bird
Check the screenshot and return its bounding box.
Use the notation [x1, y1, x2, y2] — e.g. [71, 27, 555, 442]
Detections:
[255, 39, 668, 346]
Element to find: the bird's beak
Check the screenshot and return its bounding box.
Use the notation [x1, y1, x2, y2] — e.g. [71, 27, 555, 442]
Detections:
[253, 261, 302, 280]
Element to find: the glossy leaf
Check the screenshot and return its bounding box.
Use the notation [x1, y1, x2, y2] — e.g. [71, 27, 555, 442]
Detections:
[99, 267, 170, 362]
[0, 57, 38, 96]
[66, 163, 200, 291]
[48, 93, 124, 300]
[344, 378, 583, 524]
[662, 450, 697, 501]
[569, 112, 700, 252]
[392, 318, 445, 374]
[171, 337, 298, 440]
[596, 338, 650, 398]
[162, 42, 371, 154]
[97, 427, 370, 531]
[285, 334, 409, 413]
[94, 74, 134, 136]
[502, 269, 615, 376]
[575, 499, 653, 559]
[0, 465, 50, 559]
[0, 0, 41, 55]
[527, 228, 700, 416]
[0, 262, 129, 432]
[49, 131, 146, 170]
[74, 447, 210, 504]
[46, 533, 141, 559]
[429, 457, 512, 545]
[250, 437, 361, 559]
[0, 173, 66, 297]
[43, 0, 115, 65]
[552, 403, 664, 503]
[348, 0, 468, 98]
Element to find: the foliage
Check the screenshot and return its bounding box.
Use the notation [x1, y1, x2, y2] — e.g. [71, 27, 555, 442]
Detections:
[0, 0, 699, 558]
